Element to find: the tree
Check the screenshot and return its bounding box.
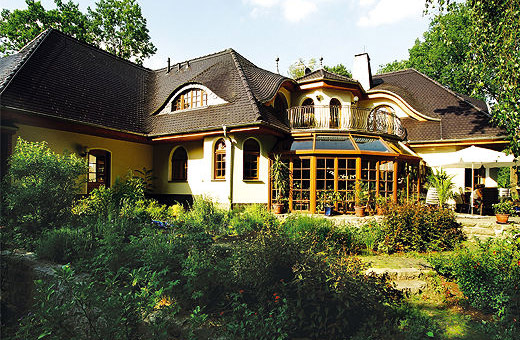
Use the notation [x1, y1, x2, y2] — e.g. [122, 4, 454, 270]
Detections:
[0, 0, 92, 55]
[378, 59, 410, 74]
[425, 0, 520, 157]
[287, 58, 318, 79]
[377, 4, 477, 98]
[88, 0, 156, 64]
[3, 138, 87, 233]
[324, 64, 352, 78]
[0, 0, 156, 64]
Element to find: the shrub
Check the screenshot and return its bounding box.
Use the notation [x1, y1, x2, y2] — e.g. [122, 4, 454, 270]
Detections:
[231, 229, 402, 339]
[381, 203, 465, 253]
[428, 235, 520, 338]
[16, 265, 178, 340]
[183, 196, 229, 234]
[228, 204, 279, 235]
[281, 214, 359, 252]
[354, 220, 385, 253]
[3, 138, 87, 235]
[36, 227, 91, 264]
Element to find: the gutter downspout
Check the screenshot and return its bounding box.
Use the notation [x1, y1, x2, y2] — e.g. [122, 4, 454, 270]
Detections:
[223, 126, 234, 208]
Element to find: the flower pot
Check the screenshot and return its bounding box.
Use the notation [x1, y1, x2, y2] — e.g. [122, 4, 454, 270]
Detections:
[354, 206, 366, 217]
[496, 213, 509, 224]
[376, 206, 384, 215]
[324, 206, 333, 216]
[272, 203, 284, 214]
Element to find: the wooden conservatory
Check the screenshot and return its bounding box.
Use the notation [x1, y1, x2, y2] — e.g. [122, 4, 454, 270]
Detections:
[269, 68, 423, 214]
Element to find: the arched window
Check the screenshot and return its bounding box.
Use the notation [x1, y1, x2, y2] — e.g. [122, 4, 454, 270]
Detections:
[243, 139, 260, 180]
[274, 93, 288, 118]
[171, 147, 188, 181]
[302, 98, 314, 107]
[329, 98, 341, 128]
[214, 139, 226, 179]
[171, 88, 208, 111]
[87, 149, 110, 193]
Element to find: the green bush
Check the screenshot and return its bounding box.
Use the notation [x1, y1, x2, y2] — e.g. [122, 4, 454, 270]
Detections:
[183, 195, 229, 234]
[428, 235, 520, 338]
[17, 265, 178, 340]
[281, 214, 360, 252]
[36, 227, 91, 264]
[3, 138, 87, 235]
[381, 203, 465, 253]
[228, 204, 279, 235]
[352, 220, 385, 253]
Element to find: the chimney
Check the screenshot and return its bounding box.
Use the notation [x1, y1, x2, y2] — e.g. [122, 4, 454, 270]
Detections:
[352, 53, 373, 91]
[167, 58, 171, 73]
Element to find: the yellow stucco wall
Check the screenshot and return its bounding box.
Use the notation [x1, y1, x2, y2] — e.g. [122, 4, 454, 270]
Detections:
[153, 133, 277, 205]
[12, 124, 153, 193]
[292, 88, 353, 107]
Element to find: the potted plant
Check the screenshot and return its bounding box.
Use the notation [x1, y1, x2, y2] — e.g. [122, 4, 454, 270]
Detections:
[317, 189, 343, 216]
[375, 195, 390, 215]
[427, 169, 454, 207]
[354, 182, 370, 217]
[492, 200, 514, 224]
[497, 167, 511, 199]
[271, 155, 290, 214]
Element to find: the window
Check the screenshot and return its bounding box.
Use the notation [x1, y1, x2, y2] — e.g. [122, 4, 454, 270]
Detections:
[369, 105, 395, 133]
[87, 149, 110, 193]
[243, 139, 260, 180]
[171, 147, 188, 181]
[329, 98, 341, 128]
[214, 139, 226, 179]
[171, 88, 208, 111]
[274, 93, 288, 118]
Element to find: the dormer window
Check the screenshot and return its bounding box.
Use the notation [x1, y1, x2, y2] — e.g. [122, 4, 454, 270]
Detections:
[171, 89, 208, 111]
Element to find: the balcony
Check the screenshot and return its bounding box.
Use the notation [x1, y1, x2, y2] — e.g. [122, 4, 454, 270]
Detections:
[287, 105, 406, 139]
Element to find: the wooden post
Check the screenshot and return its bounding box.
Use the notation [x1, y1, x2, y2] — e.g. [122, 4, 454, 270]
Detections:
[356, 157, 362, 205]
[393, 161, 398, 203]
[310, 157, 317, 213]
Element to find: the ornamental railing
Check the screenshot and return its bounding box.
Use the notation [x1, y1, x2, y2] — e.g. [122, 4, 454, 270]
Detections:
[287, 105, 406, 139]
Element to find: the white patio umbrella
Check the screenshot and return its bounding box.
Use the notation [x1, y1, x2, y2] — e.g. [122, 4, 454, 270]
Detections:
[430, 146, 517, 214]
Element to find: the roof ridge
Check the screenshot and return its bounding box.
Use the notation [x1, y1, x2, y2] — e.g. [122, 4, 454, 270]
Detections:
[153, 48, 233, 72]
[228, 49, 262, 120]
[410, 68, 489, 116]
[0, 28, 52, 94]
[375, 68, 415, 77]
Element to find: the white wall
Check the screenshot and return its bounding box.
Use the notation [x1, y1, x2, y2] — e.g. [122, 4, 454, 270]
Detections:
[153, 133, 277, 206]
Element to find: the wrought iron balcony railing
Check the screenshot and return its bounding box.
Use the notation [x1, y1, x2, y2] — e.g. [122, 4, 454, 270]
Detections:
[287, 105, 406, 139]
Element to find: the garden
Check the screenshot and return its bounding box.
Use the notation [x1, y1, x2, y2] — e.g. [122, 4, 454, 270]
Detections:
[1, 139, 519, 339]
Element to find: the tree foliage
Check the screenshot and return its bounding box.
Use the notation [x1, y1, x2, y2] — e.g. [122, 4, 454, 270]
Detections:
[324, 64, 352, 78]
[424, 0, 520, 157]
[0, 0, 155, 64]
[0, 0, 92, 55]
[88, 0, 156, 64]
[287, 58, 318, 79]
[377, 4, 477, 97]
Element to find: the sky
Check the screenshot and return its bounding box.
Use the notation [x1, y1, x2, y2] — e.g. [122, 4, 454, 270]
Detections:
[2, 0, 433, 75]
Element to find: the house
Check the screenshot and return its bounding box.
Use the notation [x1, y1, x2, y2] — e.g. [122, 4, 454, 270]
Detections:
[0, 29, 507, 213]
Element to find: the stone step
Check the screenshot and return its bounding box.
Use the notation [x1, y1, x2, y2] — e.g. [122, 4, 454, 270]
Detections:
[393, 280, 427, 294]
[365, 267, 430, 280]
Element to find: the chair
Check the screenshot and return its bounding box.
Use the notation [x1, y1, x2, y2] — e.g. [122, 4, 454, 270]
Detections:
[474, 187, 498, 215]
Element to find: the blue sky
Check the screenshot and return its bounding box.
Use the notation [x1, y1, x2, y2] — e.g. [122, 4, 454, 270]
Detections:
[3, 0, 433, 75]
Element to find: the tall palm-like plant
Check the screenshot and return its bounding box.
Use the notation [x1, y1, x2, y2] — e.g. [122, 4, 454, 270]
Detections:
[271, 155, 290, 204]
[428, 169, 455, 207]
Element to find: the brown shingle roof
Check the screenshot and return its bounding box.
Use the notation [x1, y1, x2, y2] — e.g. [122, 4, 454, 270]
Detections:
[1, 29, 150, 134]
[296, 69, 357, 84]
[0, 30, 290, 137]
[372, 69, 504, 142]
